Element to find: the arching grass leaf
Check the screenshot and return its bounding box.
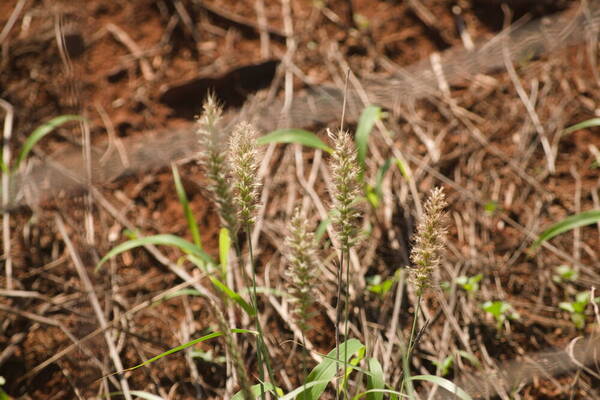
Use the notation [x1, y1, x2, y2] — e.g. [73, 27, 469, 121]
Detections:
[15, 115, 85, 170]
[531, 209, 600, 251]
[97, 234, 214, 271]
[172, 164, 202, 249]
[355, 106, 381, 169]
[409, 375, 472, 400]
[258, 129, 333, 153]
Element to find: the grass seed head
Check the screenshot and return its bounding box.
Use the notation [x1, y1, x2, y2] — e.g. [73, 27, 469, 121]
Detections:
[285, 207, 318, 332]
[409, 187, 448, 295]
[229, 121, 262, 227]
[196, 94, 239, 234]
[329, 128, 362, 252]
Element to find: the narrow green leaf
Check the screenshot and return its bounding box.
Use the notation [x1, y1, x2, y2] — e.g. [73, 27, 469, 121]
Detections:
[394, 158, 411, 180]
[296, 339, 364, 400]
[172, 164, 202, 249]
[409, 375, 472, 400]
[257, 129, 333, 153]
[456, 351, 481, 369]
[366, 358, 384, 400]
[531, 209, 600, 251]
[97, 234, 215, 271]
[15, 115, 85, 170]
[219, 227, 230, 281]
[315, 217, 331, 242]
[353, 389, 408, 400]
[112, 329, 255, 374]
[279, 379, 336, 400]
[210, 276, 256, 317]
[355, 106, 381, 169]
[232, 382, 281, 400]
[156, 289, 204, 303]
[563, 118, 600, 135]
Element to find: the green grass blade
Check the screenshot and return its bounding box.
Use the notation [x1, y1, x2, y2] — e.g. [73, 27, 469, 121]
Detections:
[366, 358, 384, 400]
[315, 217, 331, 242]
[172, 164, 202, 249]
[219, 227, 231, 280]
[409, 375, 472, 400]
[563, 118, 600, 134]
[97, 234, 215, 271]
[530, 209, 600, 251]
[15, 115, 85, 170]
[110, 329, 256, 375]
[209, 276, 256, 317]
[355, 106, 381, 169]
[296, 338, 364, 400]
[232, 382, 281, 400]
[257, 129, 333, 153]
[279, 379, 338, 400]
[353, 389, 408, 399]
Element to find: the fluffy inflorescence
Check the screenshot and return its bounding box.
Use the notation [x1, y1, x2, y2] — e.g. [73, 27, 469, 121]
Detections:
[196, 94, 239, 234]
[229, 121, 262, 227]
[329, 129, 362, 252]
[409, 187, 448, 295]
[285, 207, 318, 332]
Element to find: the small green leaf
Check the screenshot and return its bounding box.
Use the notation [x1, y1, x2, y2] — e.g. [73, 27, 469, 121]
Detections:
[553, 265, 578, 283]
[531, 210, 600, 251]
[433, 355, 454, 376]
[409, 375, 472, 400]
[366, 358, 384, 400]
[315, 217, 331, 242]
[172, 164, 202, 249]
[563, 118, 600, 135]
[355, 106, 381, 169]
[456, 351, 481, 369]
[484, 201, 498, 215]
[97, 234, 215, 271]
[258, 129, 333, 153]
[394, 158, 411, 180]
[15, 115, 85, 170]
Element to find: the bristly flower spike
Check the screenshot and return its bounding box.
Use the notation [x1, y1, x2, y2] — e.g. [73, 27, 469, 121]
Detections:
[285, 207, 318, 332]
[196, 94, 239, 235]
[229, 121, 262, 228]
[329, 128, 362, 252]
[409, 187, 448, 295]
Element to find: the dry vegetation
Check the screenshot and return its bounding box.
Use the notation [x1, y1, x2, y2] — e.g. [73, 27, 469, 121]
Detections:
[1, 0, 600, 399]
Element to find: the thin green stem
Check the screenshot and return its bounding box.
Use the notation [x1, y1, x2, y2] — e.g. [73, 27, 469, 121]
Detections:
[343, 248, 351, 399]
[246, 224, 275, 398]
[334, 251, 344, 400]
[401, 294, 422, 397]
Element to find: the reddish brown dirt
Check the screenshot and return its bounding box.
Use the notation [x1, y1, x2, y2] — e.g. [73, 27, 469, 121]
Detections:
[1, 0, 599, 399]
